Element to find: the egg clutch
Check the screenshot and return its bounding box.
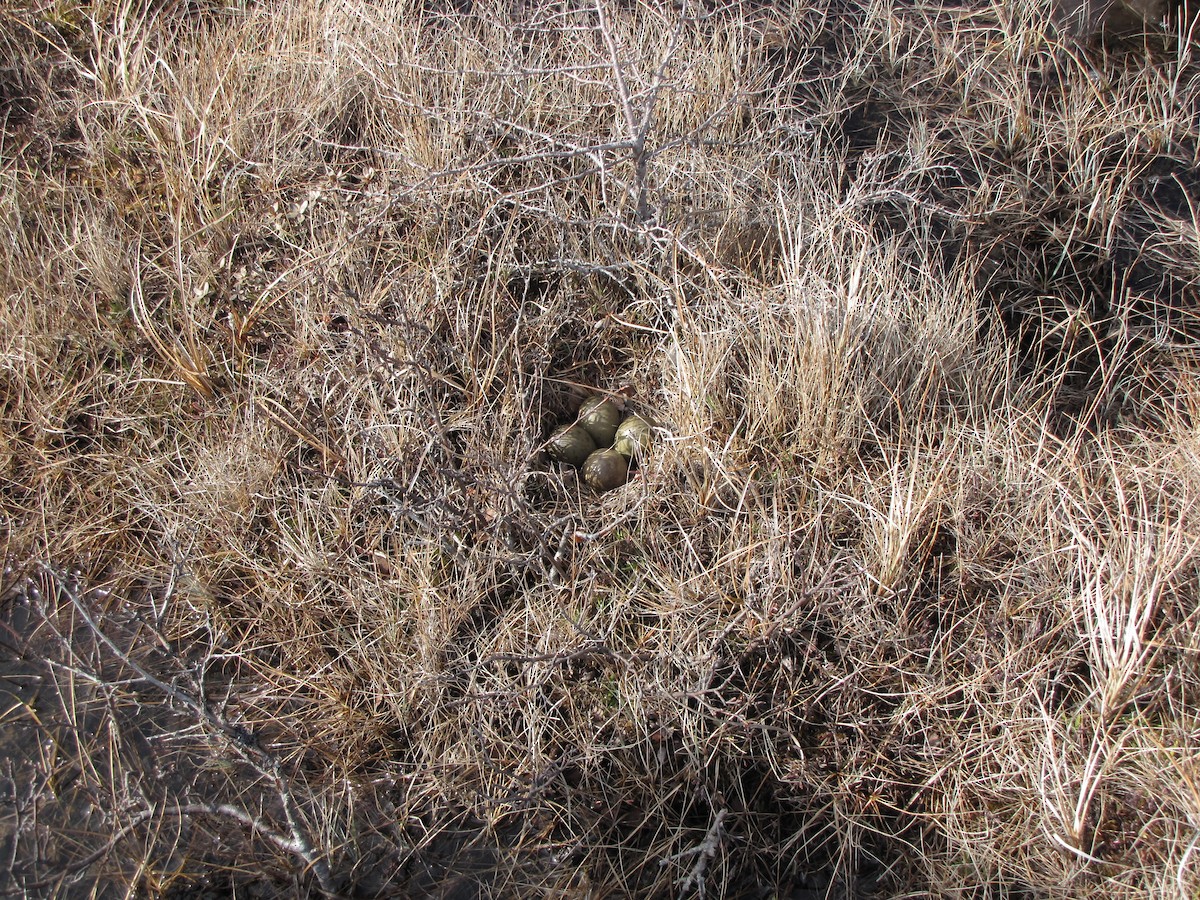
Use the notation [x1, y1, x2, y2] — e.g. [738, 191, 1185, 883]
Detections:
[546, 395, 653, 491]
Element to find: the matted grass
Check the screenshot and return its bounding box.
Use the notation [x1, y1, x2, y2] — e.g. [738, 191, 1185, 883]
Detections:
[2, 0, 1200, 896]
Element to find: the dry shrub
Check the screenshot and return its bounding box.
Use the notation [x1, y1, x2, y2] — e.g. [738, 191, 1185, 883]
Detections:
[3, 0, 1200, 896]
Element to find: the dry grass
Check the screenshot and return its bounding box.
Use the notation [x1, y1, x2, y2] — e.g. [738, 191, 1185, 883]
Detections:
[3, 0, 1200, 895]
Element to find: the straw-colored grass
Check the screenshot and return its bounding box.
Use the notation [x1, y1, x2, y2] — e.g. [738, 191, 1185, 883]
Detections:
[3, 0, 1200, 895]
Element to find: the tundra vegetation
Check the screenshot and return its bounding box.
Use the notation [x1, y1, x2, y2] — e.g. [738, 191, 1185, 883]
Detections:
[2, 0, 1200, 896]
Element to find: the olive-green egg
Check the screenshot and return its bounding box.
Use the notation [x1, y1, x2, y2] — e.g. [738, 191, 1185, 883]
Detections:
[578, 395, 621, 446]
[613, 414, 652, 460]
[582, 448, 629, 491]
[547, 423, 596, 467]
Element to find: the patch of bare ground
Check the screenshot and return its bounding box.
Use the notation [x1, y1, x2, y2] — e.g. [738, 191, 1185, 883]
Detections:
[3, 0, 1200, 896]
